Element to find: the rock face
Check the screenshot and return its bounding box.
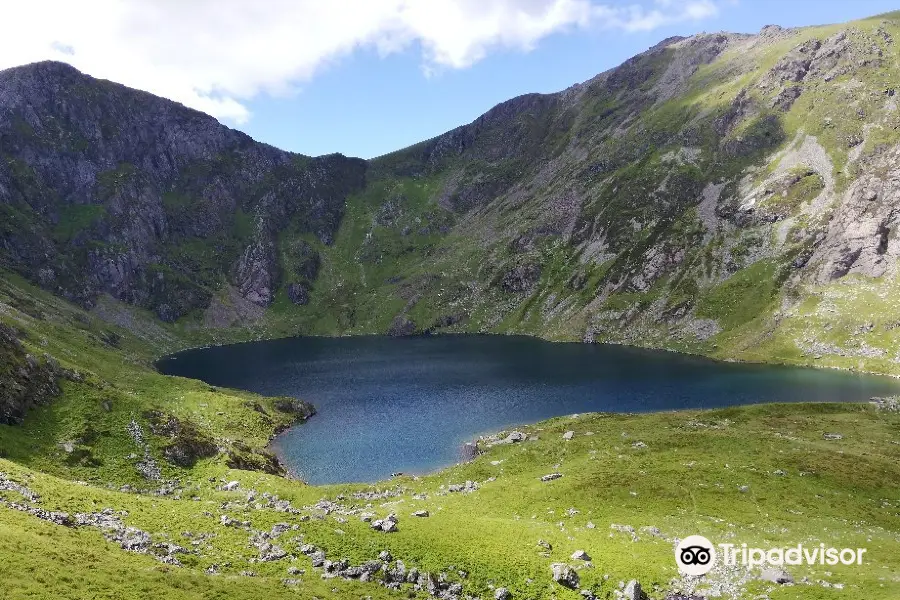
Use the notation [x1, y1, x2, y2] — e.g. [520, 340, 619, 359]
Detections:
[809, 144, 900, 282]
[0, 61, 366, 321]
[0, 324, 63, 425]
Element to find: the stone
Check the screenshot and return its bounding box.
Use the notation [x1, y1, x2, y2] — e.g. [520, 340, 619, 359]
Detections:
[563, 431, 575, 440]
[760, 567, 794, 584]
[412, 510, 430, 517]
[541, 473, 563, 482]
[571, 550, 591, 561]
[221, 481, 240, 492]
[823, 432, 843, 440]
[495, 587, 511, 600]
[623, 579, 647, 600]
[551, 563, 580, 589]
[504, 431, 527, 444]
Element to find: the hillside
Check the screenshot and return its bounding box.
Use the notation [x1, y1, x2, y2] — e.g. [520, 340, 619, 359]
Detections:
[5, 16, 900, 374]
[1, 9, 900, 600]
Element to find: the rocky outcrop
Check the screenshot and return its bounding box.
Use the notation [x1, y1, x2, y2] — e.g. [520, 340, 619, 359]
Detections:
[273, 397, 316, 423]
[387, 315, 417, 337]
[810, 144, 900, 282]
[143, 410, 218, 468]
[0, 323, 63, 425]
[499, 263, 541, 293]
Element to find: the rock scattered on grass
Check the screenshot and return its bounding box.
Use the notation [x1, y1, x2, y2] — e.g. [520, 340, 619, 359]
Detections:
[371, 514, 399, 533]
[563, 431, 575, 440]
[760, 567, 794, 584]
[622, 579, 648, 600]
[551, 563, 580, 589]
[541, 473, 563, 482]
[571, 550, 591, 561]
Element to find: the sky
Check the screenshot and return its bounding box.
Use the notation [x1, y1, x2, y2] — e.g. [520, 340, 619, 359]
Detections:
[1, 1, 898, 159]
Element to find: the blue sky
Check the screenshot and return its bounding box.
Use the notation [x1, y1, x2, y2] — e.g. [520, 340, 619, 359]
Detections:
[245, 1, 899, 159]
[4, 1, 898, 160]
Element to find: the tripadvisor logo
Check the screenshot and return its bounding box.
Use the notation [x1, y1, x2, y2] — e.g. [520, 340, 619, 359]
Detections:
[675, 535, 868, 575]
[676, 536, 717, 576]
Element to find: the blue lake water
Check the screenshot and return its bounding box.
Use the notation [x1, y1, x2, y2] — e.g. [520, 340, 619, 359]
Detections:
[156, 335, 900, 484]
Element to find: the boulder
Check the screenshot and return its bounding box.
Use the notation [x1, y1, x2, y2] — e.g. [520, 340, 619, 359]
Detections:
[623, 579, 648, 600]
[563, 431, 575, 440]
[541, 473, 563, 482]
[551, 563, 580, 589]
[760, 567, 793, 584]
[503, 431, 526, 443]
[571, 550, 591, 561]
[495, 587, 511, 600]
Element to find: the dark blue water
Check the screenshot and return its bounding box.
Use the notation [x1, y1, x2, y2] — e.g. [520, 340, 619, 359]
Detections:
[156, 335, 900, 484]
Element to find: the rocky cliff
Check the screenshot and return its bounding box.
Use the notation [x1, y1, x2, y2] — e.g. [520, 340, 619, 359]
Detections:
[0, 61, 366, 322]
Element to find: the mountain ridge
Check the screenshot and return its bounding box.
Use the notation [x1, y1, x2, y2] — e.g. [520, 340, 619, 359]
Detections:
[2, 12, 900, 375]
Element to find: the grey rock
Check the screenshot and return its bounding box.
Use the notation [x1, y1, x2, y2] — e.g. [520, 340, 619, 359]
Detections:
[760, 567, 794, 584]
[551, 563, 580, 589]
[623, 579, 648, 600]
[571, 550, 591, 561]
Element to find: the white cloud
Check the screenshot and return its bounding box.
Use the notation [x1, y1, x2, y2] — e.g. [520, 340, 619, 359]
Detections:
[0, 0, 720, 124]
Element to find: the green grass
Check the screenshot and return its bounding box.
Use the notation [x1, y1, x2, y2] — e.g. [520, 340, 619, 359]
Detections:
[696, 260, 785, 331]
[52, 204, 107, 243]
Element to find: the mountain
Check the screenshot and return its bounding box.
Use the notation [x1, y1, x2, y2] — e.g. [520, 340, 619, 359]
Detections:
[4, 15, 900, 374]
[0, 61, 366, 323]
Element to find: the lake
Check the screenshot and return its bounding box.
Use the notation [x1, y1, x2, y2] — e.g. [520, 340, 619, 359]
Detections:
[156, 335, 900, 484]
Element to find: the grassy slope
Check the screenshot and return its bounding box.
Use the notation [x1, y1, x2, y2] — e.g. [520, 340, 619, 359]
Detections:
[2, 400, 899, 599]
